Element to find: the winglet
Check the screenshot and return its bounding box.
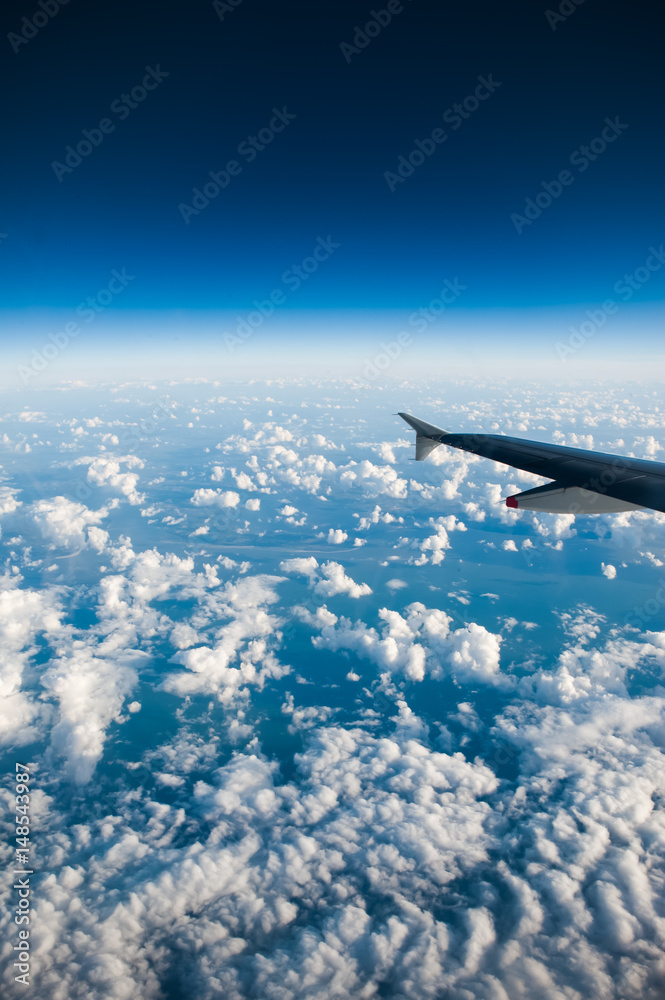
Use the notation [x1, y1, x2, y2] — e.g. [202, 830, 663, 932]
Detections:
[398, 412, 448, 461]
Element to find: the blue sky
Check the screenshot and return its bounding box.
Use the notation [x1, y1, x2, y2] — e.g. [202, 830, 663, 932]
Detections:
[1, 0, 663, 383]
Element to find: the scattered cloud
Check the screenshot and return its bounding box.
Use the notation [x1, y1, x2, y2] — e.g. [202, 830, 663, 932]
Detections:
[280, 557, 372, 599]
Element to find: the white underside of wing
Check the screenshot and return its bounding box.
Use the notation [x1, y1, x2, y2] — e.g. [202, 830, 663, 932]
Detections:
[506, 484, 645, 514]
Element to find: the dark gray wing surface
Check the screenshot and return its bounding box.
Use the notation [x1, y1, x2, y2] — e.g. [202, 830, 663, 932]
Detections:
[398, 412, 665, 514]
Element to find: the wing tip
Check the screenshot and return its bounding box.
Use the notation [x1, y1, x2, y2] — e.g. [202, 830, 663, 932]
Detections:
[397, 412, 448, 462]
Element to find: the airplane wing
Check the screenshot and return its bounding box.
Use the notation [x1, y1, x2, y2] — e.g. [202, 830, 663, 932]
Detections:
[398, 412, 665, 514]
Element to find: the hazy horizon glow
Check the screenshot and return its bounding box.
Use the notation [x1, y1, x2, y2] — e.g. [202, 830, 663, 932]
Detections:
[3, 299, 664, 389]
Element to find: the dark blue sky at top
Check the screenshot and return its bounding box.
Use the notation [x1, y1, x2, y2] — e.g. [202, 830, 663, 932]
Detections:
[1, 0, 663, 324]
